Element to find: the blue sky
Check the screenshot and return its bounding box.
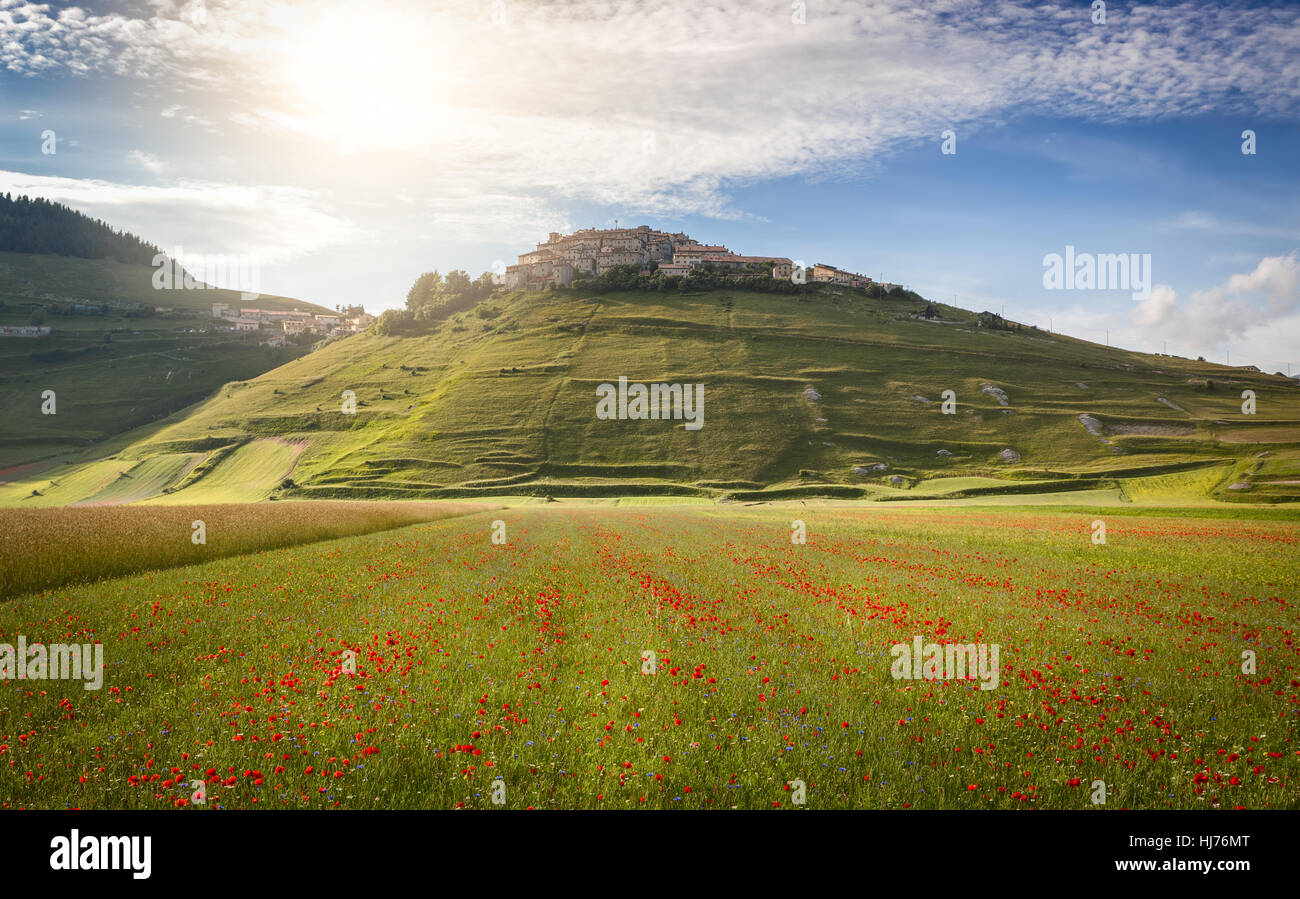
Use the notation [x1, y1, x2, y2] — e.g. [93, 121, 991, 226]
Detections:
[1, 0, 1297, 371]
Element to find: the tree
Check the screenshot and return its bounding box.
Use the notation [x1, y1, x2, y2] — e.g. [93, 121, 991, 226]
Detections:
[374, 308, 416, 336]
[405, 271, 442, 310]
[442, 269, 472, 297]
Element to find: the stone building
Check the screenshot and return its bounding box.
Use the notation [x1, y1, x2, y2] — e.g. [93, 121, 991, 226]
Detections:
[502, 225, 861, 290]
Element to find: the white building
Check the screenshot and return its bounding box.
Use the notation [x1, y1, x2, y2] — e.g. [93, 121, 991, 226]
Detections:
[657, 263, 693, 277]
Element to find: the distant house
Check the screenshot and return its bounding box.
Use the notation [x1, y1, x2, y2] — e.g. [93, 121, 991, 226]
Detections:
[594, 250, 639, 273]
[552, 262, 575, 286]
[811, 263, 869, 286]
[211, 303, 231, 318]
[977, 311, 1015, 331]
[671, 247, 709, 266]
[0, 326, 51, 337]
[657, 263, 693, 277]
[695, 253, 791, 273]
[232, 317, 261, 331]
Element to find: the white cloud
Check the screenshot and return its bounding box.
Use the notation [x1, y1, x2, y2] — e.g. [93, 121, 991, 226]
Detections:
[125, 150, 167, 174]
[1172, 211, 1221, 231]
[1170, 211, 1300, 242]
[1133, 284, 1177, 329]
[0, 0, 1297, 223]
[1132, 252, 1300, 356]
[0, 169, 361, 267]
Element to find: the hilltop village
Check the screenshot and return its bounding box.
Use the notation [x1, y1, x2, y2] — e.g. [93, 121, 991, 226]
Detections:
[504, 225, 896, 291]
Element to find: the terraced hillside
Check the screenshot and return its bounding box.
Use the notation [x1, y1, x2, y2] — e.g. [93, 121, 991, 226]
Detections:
[0, 252, 335, 465]
[3, 284, 1298, 505]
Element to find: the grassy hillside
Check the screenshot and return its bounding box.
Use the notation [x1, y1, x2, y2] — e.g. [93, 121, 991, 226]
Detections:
[0, 252, 339, 466]
[0, 250, 330, 314]
[3, 283, 1298, 505]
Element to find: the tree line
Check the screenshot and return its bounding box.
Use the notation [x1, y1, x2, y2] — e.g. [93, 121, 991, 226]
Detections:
[0, 193, 163, 265]
[374, 269, 498, 336]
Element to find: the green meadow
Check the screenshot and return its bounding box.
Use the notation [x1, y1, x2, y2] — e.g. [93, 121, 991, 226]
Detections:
[1, 502, 1294, 810]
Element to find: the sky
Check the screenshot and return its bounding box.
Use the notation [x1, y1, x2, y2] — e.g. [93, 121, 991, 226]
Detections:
[0, 0, 1297, 372]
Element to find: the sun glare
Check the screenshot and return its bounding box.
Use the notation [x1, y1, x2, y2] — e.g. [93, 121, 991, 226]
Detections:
[271, 9, 453, 153]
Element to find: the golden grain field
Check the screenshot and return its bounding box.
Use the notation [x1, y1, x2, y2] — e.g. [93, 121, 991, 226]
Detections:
[0, 501, 490, 598]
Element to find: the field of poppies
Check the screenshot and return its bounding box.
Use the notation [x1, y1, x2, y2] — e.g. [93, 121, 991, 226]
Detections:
[1, 503, 1296, 810]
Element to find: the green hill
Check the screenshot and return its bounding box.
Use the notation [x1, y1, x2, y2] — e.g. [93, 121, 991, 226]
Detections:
[3, 284, 1298, 506]
[0, 251, 338, 466]
[0, 250, 330, 315]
